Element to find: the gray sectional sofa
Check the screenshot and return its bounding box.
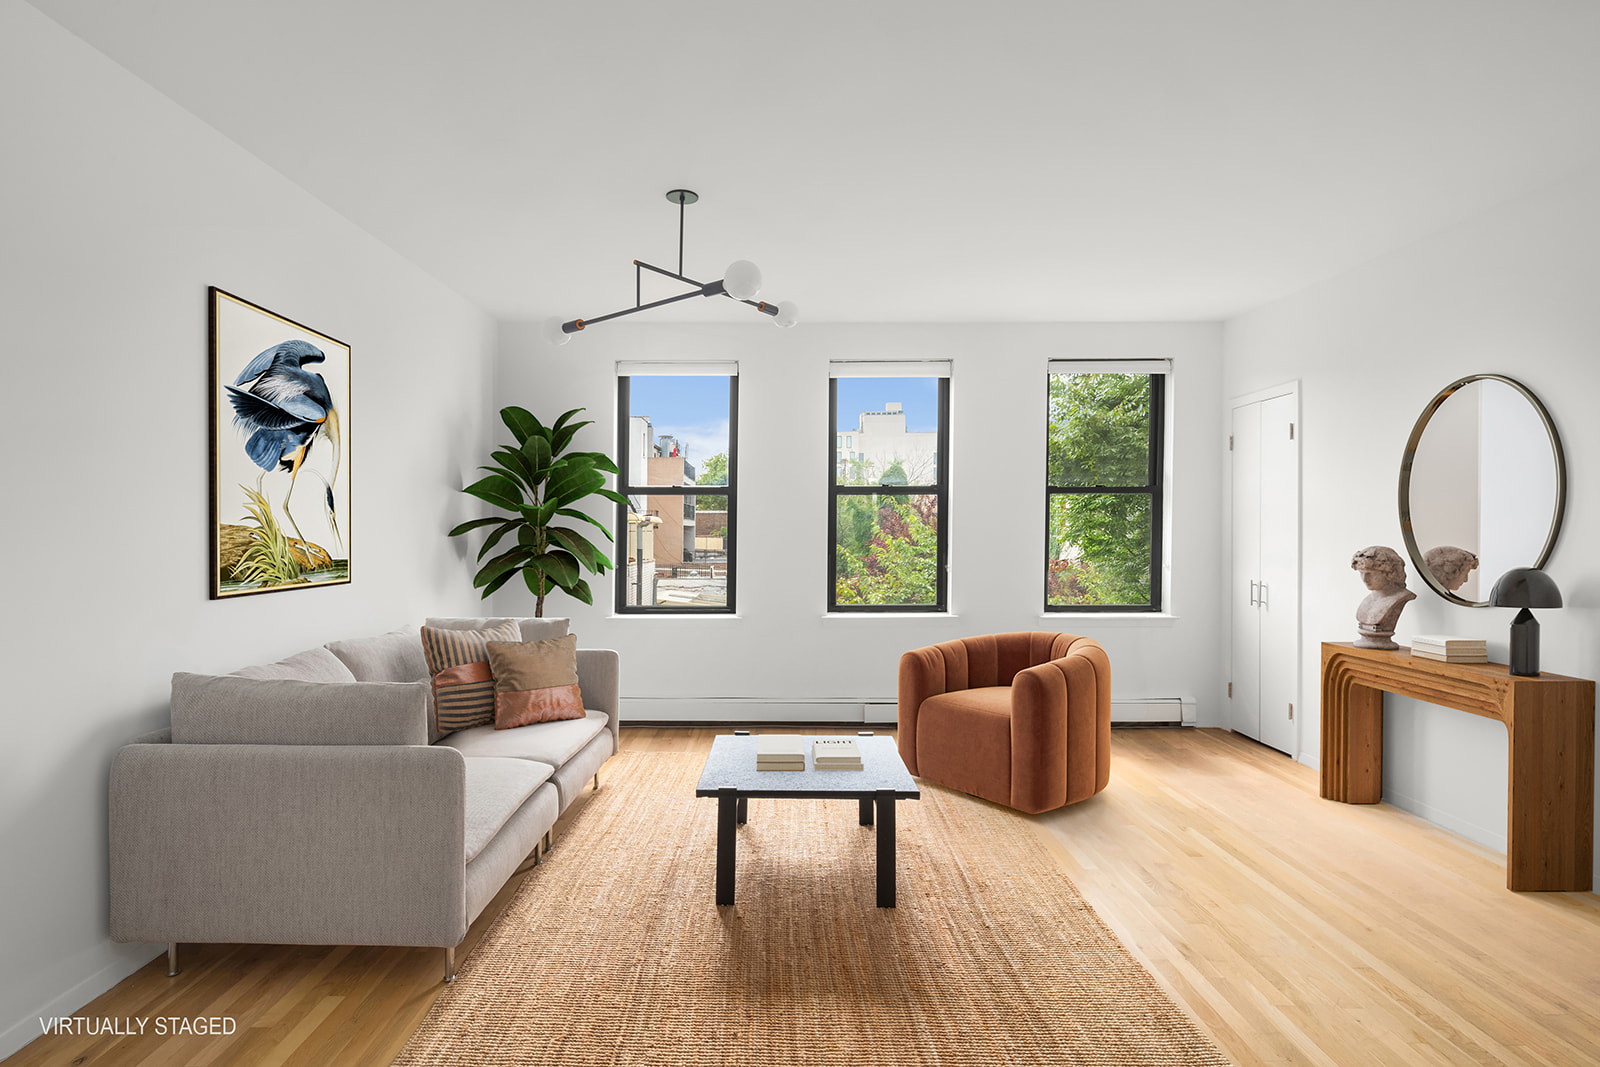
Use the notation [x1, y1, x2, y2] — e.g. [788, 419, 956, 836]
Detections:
[108, 617, 618, 981]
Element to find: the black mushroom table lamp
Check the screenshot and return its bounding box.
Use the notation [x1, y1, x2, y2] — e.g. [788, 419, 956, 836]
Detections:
[1488, 567, 1563, 676]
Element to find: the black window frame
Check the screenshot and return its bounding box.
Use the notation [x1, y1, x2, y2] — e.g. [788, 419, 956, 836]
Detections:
[1044, 368, 1165, 613]
[828, 375, 950, 613]
[614, 373, 738, 614]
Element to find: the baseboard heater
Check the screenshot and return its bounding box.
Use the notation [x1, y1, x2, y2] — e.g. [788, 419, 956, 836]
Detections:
[619, 697, 1195, 727]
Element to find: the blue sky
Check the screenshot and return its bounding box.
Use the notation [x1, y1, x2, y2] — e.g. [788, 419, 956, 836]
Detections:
[629, 375, 939, 463]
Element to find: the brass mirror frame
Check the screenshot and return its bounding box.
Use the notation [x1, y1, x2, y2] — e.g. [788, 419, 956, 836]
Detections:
[1398, 373, 1566, 607]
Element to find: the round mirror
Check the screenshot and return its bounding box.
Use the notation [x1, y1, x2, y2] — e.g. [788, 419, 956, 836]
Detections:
[1399, 374, 1566, 606]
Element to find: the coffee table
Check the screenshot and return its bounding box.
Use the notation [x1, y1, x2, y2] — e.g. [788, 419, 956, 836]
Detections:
[694, 731, 920, 907]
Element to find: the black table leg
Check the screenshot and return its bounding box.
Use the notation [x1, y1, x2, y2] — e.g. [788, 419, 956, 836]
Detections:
[859, 798, 874, 826]
[716, 788, 737, 905]
[736, 796, 748, 825]
[876, 789, 896, 907]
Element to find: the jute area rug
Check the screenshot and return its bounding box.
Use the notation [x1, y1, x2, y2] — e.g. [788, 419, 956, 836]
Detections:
[395, 751, 1230, 1067]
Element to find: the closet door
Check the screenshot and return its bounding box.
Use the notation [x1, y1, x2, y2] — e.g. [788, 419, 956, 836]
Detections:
[1230, 404, 1262, 740]
[1229, 388, 1300, 755]
[1256, 393, 1299, 755]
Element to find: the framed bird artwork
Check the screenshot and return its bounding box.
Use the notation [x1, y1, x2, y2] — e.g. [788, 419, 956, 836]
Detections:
[209, 287, 351, 598]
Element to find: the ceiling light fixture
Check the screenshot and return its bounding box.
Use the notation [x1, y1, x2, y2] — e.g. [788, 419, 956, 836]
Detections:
[554, 189, 797, 344]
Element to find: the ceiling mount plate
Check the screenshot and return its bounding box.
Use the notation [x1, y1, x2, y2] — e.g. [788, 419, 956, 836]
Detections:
[665, 189, 698, 205]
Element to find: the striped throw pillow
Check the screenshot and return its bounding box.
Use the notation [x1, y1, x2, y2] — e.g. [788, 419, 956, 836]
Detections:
[420, 621, 521, 733]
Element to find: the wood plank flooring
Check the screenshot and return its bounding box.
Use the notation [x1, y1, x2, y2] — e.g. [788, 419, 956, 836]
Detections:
[7, 728, 1598, 1066]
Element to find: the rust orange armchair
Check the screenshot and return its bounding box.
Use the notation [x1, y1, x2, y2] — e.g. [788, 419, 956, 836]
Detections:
[898, 632, 1111, 813]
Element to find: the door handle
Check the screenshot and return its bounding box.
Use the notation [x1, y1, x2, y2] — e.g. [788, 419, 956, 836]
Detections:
[1249, 580, 1258, 606]
[1258, 581, 1268, 609]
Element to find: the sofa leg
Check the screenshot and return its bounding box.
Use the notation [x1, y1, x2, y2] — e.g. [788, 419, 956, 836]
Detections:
[444, 946, 456, 983]
[593, 772, 601, 791]
[166, 943, 179, 978]
[533, 841, 542, 866]
[543, 830, 552, 853]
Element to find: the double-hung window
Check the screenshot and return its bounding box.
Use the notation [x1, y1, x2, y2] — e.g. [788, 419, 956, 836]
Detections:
[829, 361, 950, 612]
[1045, 360, 1167, 612]
[615, 362, 737, 613]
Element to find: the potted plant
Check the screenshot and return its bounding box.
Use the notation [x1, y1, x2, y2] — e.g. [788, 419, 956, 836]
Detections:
[448, 406, 626, 616]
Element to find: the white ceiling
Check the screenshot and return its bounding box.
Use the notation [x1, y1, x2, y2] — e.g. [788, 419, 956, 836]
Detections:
[28, 0, 1600, 323]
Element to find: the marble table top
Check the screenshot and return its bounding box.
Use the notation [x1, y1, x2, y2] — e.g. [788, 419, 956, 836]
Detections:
[694, 733, 920, 799]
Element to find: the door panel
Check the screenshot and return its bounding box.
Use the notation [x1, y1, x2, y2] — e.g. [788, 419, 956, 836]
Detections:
[1257, 393, 1299, 756]
[1230, 404, 1262, 740]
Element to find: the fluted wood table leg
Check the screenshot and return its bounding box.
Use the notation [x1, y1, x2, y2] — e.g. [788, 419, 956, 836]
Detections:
[1505, 689, 1595, 891]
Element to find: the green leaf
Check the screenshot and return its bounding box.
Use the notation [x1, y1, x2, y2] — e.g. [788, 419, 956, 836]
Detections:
[556, 507, 614, 541]
[548, 527, 603, 572]
[551, 408, 587, 435]
[482, 567, 518, 599]
[500, 406, 543, 446]
[567, 578, 594, 606]
[477, 519, 523, 561]
[521, 434, 553, 479]
[530, 551, 581, 589]
[562, 449, 618, 475]
[492, 448, 537, 489]
[473, 547, 533, 589]
[463, 475, 524, 511]
[447, 516, 503, 538]
[477, 464, 526, 487]
[552, 420, 595, 455]
[546, 466, 606, 508]
[595, 488, 632, 508]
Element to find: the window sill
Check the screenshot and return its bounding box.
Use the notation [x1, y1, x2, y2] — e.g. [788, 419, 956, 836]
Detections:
[821, 612, 960, 620]
[1037, 612, 1181, 627]
[607, 613, 743, 620]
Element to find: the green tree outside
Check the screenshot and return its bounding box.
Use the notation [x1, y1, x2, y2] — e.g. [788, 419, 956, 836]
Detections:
[695, 451, 729, 512]
[1047, 374, 1154, 606]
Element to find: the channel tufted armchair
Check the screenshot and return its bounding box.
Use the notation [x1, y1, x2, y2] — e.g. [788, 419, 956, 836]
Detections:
[897, 632, 1111, 813]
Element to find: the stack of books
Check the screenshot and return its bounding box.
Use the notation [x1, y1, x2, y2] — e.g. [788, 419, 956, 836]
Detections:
[1411, 635, 1489, 663]
[812, 737, 864, 771]
[755, 734, 805, 771]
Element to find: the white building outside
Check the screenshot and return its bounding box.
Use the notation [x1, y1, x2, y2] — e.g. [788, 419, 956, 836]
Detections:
[836, 401, 938, 484]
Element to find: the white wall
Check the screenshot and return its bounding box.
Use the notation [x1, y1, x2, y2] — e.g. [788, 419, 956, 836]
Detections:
[492, 321, 1224, 721]
[0, 2, 498, 1056]
[1224, 159, 1600, 882]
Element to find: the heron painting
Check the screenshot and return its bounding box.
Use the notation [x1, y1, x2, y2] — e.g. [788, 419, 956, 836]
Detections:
[210, 288, 351, 598]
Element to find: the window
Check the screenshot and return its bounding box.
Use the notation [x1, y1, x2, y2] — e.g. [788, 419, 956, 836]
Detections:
[1045, 361, 1166, 611]
[616, 363, 737, 612]
[829, 362, 950, 611]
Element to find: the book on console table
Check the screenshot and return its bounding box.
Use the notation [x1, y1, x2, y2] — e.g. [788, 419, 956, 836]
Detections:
[756, 734, 806, 770]
[812, 737, 863, 771]
[1410, 634, 1488, 663]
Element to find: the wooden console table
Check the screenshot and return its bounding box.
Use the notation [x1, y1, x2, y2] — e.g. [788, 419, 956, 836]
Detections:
[1320, 642, 1594, 891]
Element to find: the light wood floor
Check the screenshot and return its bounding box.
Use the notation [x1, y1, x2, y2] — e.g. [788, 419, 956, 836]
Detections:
[8, 728, 1599, 1066]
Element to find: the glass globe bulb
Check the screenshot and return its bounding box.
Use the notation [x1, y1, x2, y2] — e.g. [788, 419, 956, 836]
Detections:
[723, 260, 762, 301]
[773, 300, 799, 328]
[545, 317, 573, 346]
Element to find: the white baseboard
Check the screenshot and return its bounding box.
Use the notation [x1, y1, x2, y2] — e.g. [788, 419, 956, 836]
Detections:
[620, 697, 1196, 726]
[0, 942, 159, 1061]
[1382, 787, 1507, 854]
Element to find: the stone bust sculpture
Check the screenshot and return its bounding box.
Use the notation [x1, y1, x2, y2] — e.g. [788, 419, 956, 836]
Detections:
[1423, 545, 1480, 593]
[1351, 545, 1416, 650]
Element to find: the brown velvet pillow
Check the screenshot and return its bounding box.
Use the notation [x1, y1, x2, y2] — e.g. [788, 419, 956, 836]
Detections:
[486, 634, 585, 729]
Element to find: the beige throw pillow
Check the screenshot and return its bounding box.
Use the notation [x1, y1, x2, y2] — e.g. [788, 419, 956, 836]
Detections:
[486, 634, 585, 729]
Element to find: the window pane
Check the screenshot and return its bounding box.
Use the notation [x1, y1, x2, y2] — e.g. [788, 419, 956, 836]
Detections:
[1047, 373, 1151, 487]
[835, 377, 940, 485]
[627, 376, 730, 488]
[835, 494, 940, 606]
[1047, 493, 1153, 606]
[622, 492, 727, 608]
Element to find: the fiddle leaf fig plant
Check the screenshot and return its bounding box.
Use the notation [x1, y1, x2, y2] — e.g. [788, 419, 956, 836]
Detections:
[448, 406, 627, 616]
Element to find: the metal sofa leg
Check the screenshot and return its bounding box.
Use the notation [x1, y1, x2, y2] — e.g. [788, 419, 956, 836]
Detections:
[444, 946, 456, 983]
[593, 772, 601, 791]
[543, 830, 552, 852]
[166, 943, 179, 977]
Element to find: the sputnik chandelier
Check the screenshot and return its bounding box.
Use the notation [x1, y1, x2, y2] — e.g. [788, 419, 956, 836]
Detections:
[554, 189, 797, 343]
